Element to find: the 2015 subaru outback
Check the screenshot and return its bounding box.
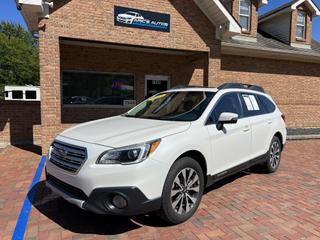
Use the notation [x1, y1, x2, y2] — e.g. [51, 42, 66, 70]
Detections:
[46, 83, 286, 224]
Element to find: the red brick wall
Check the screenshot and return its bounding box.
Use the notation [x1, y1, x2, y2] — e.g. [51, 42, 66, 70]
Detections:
[45, 0, 215, 51]
[217, 55, 320, 128]
[0, 101, 41, 147]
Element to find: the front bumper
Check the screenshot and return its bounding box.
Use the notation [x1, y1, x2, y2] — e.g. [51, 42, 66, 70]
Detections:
[46, 171, 161, 215]
[117, 17, 132, 23]
[45, 135, 169, 215]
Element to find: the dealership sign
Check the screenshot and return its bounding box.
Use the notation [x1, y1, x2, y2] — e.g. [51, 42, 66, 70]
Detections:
[114, 6, 170, 32]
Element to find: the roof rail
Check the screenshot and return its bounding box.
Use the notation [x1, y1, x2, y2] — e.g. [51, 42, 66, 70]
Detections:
[170, 85, 208, 90]
[218, 83, 265, 93]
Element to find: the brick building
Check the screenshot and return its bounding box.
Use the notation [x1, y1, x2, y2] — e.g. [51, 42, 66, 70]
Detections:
[8, 0, 320, 152]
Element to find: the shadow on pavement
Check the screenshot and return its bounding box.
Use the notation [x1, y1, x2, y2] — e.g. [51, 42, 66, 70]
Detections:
[29, 170, 254, 234]
[13, 144, 42, 155]
[28, 181, 169, 235]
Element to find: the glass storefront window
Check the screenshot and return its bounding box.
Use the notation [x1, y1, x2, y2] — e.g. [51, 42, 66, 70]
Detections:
[62, 71, 134, 106]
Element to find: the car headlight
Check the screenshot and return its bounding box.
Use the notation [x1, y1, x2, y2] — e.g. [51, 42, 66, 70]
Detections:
[96, 139, 161, 165]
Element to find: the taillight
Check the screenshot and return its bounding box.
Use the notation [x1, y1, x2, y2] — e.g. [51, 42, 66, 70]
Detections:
[281, 114, 286, 122]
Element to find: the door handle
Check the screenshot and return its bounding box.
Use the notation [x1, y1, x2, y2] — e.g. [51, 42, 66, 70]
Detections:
[267, 120, 273, 124]
[243, 126, 250, 132]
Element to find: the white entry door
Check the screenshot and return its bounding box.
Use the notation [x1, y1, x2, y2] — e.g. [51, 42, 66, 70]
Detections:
[145, 75, 170, 98]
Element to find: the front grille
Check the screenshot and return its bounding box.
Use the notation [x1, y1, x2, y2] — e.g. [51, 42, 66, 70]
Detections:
[46, 173, 88, 200]
[49, 141, 87, 173]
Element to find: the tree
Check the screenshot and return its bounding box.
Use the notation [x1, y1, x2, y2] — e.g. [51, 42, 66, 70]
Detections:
[0, 21, 39, 98]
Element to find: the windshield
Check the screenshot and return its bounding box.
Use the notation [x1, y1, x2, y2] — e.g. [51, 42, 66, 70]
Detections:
[124, 91, 215, 121]
[126, 12, 137, 16]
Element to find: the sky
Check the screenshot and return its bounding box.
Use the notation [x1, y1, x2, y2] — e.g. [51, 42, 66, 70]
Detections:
[0, 0, 319, 41]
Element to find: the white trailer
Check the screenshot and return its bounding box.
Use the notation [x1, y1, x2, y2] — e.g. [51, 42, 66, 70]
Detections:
[4, 85, 40, 101]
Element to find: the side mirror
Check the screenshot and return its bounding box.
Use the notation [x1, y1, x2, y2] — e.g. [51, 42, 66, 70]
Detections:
[216, 112, 239, 131]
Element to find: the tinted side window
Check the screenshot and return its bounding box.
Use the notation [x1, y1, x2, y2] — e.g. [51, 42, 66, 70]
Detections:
[12, 91, 23, 99]
[25, 90, 37, 100]
[257, 95, 276, 113]
[240, 93, 267, 117]
[211, 93, 242, 122]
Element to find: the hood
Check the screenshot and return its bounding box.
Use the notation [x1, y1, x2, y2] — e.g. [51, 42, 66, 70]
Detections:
[60, 116, 191, 148]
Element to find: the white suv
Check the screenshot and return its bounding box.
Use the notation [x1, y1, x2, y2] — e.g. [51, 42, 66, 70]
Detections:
[46, 83, 286, 224]
[116, 11, 144, 24]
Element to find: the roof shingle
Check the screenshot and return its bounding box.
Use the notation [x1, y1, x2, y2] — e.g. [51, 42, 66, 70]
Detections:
[222, 30, 320, 57]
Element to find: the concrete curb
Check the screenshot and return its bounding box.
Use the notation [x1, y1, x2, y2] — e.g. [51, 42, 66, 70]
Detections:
[287, 135, 320, 140]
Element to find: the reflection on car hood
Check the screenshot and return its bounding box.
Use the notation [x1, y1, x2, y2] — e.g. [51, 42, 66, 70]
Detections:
[60, 116, 191, 148]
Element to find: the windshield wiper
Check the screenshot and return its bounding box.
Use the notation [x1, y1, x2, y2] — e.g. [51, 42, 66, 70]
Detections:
[122, 114, 158, 120]
[122, 113, 136, 118]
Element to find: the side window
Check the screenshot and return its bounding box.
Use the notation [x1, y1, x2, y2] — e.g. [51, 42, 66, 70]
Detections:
[211, 93, 242, 123]
[25, 90, 37, 100]
[257, 95, 276, 113]
[12, 90, 23, 99]
[240, 93, 267, 117]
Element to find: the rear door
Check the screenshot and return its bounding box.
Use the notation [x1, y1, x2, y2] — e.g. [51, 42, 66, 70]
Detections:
[206, 92, 252, 173]
[239, 93, 274, 159]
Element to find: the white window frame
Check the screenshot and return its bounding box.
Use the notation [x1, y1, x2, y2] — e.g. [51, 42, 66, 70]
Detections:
[296, 10, 306, 39]
[239, 0, 251, 31]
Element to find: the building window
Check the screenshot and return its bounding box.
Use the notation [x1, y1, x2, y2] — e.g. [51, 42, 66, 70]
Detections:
[62, 71, 134, 106]
[222, 0, 233, 14]
[296, 11, 306, 39]
[239, 0, 251, 31]
[25, 90, 37, 100]
[12, 90, 23, 99]
[4, 91, 8, 98]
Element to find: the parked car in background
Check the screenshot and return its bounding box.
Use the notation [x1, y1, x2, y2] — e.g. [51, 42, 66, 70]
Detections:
[93, 96, 134, 106]
[69, 96, 94, 105]
[45, 83, 286, 224]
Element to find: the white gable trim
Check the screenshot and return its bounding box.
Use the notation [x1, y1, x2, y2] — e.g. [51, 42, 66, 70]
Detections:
[193, 0, 242, 37]
[214, 0, 242, 33]
[292, 0, 320, 16]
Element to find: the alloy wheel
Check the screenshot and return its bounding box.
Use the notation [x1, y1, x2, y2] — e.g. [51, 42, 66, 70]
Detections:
[270, 141, 280, 169]
[170, 168, 200, 214]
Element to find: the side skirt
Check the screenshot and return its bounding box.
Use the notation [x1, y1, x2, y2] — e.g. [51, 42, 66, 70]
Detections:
[206, 152, 269, 187]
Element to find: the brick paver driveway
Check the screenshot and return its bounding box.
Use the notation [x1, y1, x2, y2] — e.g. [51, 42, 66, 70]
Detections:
[0, 140, 319, 240]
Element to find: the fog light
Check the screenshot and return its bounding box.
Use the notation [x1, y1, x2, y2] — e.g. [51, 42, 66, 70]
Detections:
[112, 194, 127, 209]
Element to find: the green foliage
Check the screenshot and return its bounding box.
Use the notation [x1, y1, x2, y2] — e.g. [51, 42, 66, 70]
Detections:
[0, 21, 39, 98]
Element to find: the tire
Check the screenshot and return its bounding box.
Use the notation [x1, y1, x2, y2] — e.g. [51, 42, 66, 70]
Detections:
[158, 157, 204, 225]
[262, 136, 282, 173]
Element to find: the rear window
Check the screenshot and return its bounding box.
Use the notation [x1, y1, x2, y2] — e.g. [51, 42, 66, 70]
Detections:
[257, 95, 276, 113]
[240, 93, 267, 117]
